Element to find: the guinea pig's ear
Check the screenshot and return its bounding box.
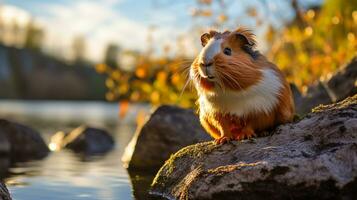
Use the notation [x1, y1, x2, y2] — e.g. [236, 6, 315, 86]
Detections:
[234, 29, 259, 59]
[235, 33, 256, 47]
[233, 28, 256, 47]
[200, 33, 211, 47]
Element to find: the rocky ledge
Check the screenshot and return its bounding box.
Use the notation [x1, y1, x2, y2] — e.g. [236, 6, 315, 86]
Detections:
[0, 182, 11, 200]
[150, 95, 357, 200]
[293, 56, 357, 115]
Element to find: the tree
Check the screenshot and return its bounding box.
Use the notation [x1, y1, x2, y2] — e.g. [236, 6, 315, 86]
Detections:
[267, 0, 357, 87]
[24, 19, 44, 51]
[104, 43, 120, 68]
[0, 11, 4, 44]
[72, 35, 87, 64]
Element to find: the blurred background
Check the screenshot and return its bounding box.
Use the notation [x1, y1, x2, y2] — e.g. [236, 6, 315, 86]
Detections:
[1, 0, 355, 105]
[0, 0, 356, 199]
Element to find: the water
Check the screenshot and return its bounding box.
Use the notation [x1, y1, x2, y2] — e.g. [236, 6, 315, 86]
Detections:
[0, 100, 151, 200]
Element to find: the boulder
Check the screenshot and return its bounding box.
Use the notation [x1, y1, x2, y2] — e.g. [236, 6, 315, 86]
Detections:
[151, 95, 357, 200]
[0, 182, 11, 200]
[0, 158, 10, 178]
[289, 83, 302, 105]
[0, 131, 10, 155]
[294, 81, 332, 115]
[326, 56, 357, 102]
[0, 119, 49, 161]
[50, 125, 115, 155]
[122, 105, 211, 172]
[294, 56, 357, 115]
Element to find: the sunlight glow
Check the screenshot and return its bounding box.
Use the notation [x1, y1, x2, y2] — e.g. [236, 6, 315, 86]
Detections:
[49, 131, 67, 151]
[48, 142, 58, 151]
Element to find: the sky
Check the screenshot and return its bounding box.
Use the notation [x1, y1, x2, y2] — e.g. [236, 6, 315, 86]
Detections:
[0, 0, 322, 62]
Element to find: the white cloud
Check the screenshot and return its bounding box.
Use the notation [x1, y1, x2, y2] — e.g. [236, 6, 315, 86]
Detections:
[33, 0, 191, 62]
[0, 5, 31, 26]
[38, 0, 121, 61]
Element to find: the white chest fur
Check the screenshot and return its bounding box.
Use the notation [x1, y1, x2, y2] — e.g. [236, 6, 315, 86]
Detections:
[198, 69, 283, 117]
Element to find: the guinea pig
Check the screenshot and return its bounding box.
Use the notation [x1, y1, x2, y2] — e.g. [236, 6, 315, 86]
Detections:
[190, 27, 295, 144]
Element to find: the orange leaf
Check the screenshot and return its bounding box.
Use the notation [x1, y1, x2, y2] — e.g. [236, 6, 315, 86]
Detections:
[119, 100, 130, 119]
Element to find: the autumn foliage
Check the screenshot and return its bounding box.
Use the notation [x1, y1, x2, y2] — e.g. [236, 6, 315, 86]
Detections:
[97, 0, 357, 107]
[96, 55, 196, 107]
[267, 0, 357, 90]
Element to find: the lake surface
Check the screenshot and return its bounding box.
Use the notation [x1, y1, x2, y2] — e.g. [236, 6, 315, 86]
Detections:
[0, 100, 150, 200]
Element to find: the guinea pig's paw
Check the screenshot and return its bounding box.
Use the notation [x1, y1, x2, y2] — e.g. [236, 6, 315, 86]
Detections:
[235, 129, 256, 141]
[214, 136, 232, 145]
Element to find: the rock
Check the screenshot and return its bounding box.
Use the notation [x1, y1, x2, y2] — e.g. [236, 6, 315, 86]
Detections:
[0, 119, 49, 161]
[127, 170, 164, 200]
[295, 81, 332, 115]
[327, 56, 357, 102]
[0, 182, 11, 200]
[289, 83, 302, 105]
[0, 131, 10, 155]
[0, 158, 10, 178]
[151, 95, 357, 200]
[122, 105, 211, 173]
[50, 125, 115, 155]
[295, 57, 357, 115]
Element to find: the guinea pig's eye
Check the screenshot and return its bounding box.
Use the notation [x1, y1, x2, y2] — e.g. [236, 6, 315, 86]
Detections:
[223, 47, 232, 56]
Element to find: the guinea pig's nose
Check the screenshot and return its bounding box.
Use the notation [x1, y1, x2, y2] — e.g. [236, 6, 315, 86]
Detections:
[200, 62, 213, 68]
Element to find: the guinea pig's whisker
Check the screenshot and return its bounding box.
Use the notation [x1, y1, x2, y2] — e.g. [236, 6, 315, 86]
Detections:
[218, 63, 243, 76]
[177, 67, 190, 77]
[179, 67, 200, 100]
[197, 72, 202, 81]
[192, 70, 198, 79]
[178, 58, 194, 62]
[174, 63, 194, 75]
[177, 65, 191, 75]
[216, 74, 225, 92]
[178, 63, 190, 69]
[177, 61, 194, 66]
[232, 61, 255, 71]
[172, 59, 193, 66]
[179, 77, 191, 99]
[220, 70, 243, 91]
[229, 76, 243, 90]
[193, 71, 200, 86]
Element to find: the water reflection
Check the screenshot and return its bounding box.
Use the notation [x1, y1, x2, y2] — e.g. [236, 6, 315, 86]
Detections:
[7, 124, 135, 200]
[0, 100, 150, 200]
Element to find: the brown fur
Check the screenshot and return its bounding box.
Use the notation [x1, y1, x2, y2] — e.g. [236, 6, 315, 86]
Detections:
[192, 28, 295, 144]
[192, 28, 262, 91]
